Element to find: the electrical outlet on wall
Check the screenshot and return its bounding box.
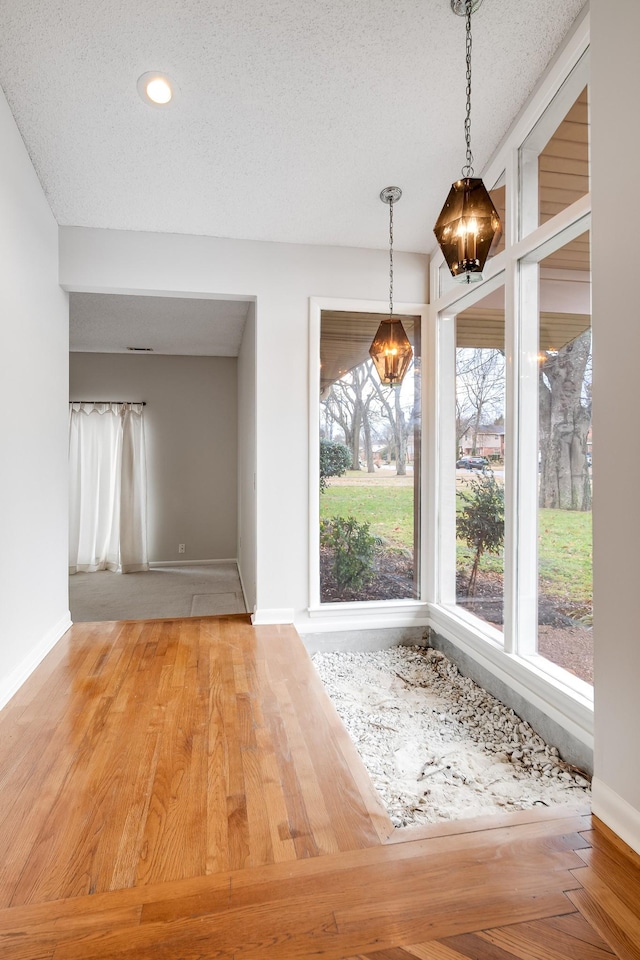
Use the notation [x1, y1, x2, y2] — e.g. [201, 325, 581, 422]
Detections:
[178, 543, 185, 554]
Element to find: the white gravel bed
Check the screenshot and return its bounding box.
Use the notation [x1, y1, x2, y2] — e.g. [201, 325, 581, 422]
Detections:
[312, 645, 591, 827]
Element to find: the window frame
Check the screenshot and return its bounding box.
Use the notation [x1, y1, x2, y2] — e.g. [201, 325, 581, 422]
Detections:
[308, 296, 429, 625]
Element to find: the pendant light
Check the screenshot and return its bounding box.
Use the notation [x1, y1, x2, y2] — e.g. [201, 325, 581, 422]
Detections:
[434, 0, 502, 284]
[369, 187, 413, 387]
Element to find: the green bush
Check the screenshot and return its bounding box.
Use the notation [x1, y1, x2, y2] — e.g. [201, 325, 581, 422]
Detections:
[319, 439, 352, 492]
[457, 472, 505, 595]
[320, 516, 380, 591]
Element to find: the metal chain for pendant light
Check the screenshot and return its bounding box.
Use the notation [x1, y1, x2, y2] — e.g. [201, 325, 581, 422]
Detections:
[462, 0, 474, 178]
[388, 198, 395, 320]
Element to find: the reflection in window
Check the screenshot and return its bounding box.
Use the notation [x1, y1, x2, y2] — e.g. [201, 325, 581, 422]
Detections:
[537, 232, 592, 682]
[319, 311, 421, 603]
[539, 86, 589, 226]
[520, 54, 589, 236]
[489, 179, 506, 256]
[455, 289, 506, 631]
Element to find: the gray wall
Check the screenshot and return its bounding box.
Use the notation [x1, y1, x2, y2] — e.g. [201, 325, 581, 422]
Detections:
[69, 352, 238, 563]
[0, 86, 70, 708]
[591, 0, 640, 849]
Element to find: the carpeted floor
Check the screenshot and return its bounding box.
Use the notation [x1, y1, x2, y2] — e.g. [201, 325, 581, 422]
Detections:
[69, 563, 246, 622]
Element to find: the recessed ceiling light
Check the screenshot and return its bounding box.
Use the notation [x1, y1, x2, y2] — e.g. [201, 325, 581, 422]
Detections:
[137, 72, 175, 106]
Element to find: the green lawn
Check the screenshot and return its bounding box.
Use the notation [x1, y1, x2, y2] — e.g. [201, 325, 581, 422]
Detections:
[537, 507, 592, 605]
[320, 485, 415, 548]
[319, 482, 592, 606]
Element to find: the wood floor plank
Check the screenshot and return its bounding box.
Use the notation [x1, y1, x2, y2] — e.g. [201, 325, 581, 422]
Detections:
[3, 627, 152, 905]
[397, 943, 475, 960]
[439, 932, 519, 959]
[568, 869, 640, 960]
[541, 912, 616, 952]
[478, 915, 617, 959]
[263, 625, 393, 846]
[387, 805, 592, 846]
[206, 621, 232, 874]
[137, 620, 208, 885]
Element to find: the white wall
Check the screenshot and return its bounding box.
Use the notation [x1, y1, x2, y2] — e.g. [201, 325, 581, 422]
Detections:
[59, 229, 428, 622]
[591, 0, 640, 853]
[0, 89, 70, 708]
[237, 302, 257, 612]
[69, 352, 238, 562]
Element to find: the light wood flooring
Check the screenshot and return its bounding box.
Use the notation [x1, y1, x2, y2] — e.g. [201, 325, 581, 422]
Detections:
[0, 615, 639, 959]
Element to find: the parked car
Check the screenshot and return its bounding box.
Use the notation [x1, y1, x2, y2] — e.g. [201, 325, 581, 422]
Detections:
[456, 456, 489, 470]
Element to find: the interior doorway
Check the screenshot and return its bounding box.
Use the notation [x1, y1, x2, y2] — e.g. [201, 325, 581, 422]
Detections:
[68, 290, 257, 621]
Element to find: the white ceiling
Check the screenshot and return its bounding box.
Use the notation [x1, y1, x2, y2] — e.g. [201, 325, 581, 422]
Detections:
[0, 0, 586, 255]
[69, 293, 251, 356]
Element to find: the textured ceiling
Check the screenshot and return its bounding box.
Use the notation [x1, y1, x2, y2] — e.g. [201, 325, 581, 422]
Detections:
[69, 293, 251, 356]
[0, 0, 586, 255]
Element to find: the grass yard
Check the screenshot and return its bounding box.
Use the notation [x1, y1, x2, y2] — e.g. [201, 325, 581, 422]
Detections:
[319, 481, 592, 607]
[320, 484, 415, 549]
[537, 507, 592, 606]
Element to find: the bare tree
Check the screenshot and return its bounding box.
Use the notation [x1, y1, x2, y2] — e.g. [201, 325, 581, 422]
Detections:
[322, 362, 379, 472]
[539, 330, 591, 511]
[456, 349, 505, 454]
[369, 362, 415, 476]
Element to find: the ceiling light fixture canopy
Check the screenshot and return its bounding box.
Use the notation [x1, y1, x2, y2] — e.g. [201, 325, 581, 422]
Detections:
[369, 187, 413, 388]
[434, 0, 501, 284]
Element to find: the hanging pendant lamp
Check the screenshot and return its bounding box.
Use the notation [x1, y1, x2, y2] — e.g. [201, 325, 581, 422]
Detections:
[369, 187, 413, 387]
[434, 0, 502, 284]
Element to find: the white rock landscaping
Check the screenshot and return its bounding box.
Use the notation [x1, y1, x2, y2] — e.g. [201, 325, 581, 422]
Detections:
[312, 645, 591, 827]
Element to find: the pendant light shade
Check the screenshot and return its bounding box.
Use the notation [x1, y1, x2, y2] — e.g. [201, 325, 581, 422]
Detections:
[434, 0, 502, 283]
[434, 177, 502, 283]
[370, 186, 413, 387]
[369, 317, 413, 387]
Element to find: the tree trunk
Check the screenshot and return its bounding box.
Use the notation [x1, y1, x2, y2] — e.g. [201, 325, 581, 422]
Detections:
[394, 388, 407, 476]
[539, 331, 591, 510]
[467, 547, 482, 596]
[350, 400, 362, 470]
[363, 403, 375, 472]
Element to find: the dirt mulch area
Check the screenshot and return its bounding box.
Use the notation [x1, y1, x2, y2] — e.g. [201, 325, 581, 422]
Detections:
[320, 547, 417, 603]
[456, 571, 593, 685]
[320, 549, 593, 686]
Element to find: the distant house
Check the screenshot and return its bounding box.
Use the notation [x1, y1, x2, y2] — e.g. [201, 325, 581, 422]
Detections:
[460, 425, 505, 460]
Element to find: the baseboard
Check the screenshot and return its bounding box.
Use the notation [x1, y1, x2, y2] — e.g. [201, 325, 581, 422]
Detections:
[149, 558, 238, 568]
[0, 612, 72, 711]
[252, 608, 295, 625]
[236, 563, 251, 615]
[591, 777, 640, 856]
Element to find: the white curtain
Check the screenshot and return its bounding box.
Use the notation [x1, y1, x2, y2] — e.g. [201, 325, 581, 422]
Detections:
[69, 402, 149, 575]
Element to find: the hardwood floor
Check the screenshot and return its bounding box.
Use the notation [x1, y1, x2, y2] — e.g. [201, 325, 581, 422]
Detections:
[0, 615, 639, 959]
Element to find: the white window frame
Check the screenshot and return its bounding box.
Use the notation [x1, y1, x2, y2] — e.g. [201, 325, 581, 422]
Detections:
[427, 8, 593, 750]
[308, 296, 429, 629]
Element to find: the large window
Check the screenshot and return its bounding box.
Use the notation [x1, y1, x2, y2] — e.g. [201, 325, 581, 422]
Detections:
[536, 232, 592, 682]
[432, 18, 592, 714]
[455, 287, 506, 632]
[318, 310, 421, 604]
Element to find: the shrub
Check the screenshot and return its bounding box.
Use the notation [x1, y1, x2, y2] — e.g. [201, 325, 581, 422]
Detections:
[320, 516, 379, 591]
[457, 472, 505, 595]
[319, 439, 352, 492]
